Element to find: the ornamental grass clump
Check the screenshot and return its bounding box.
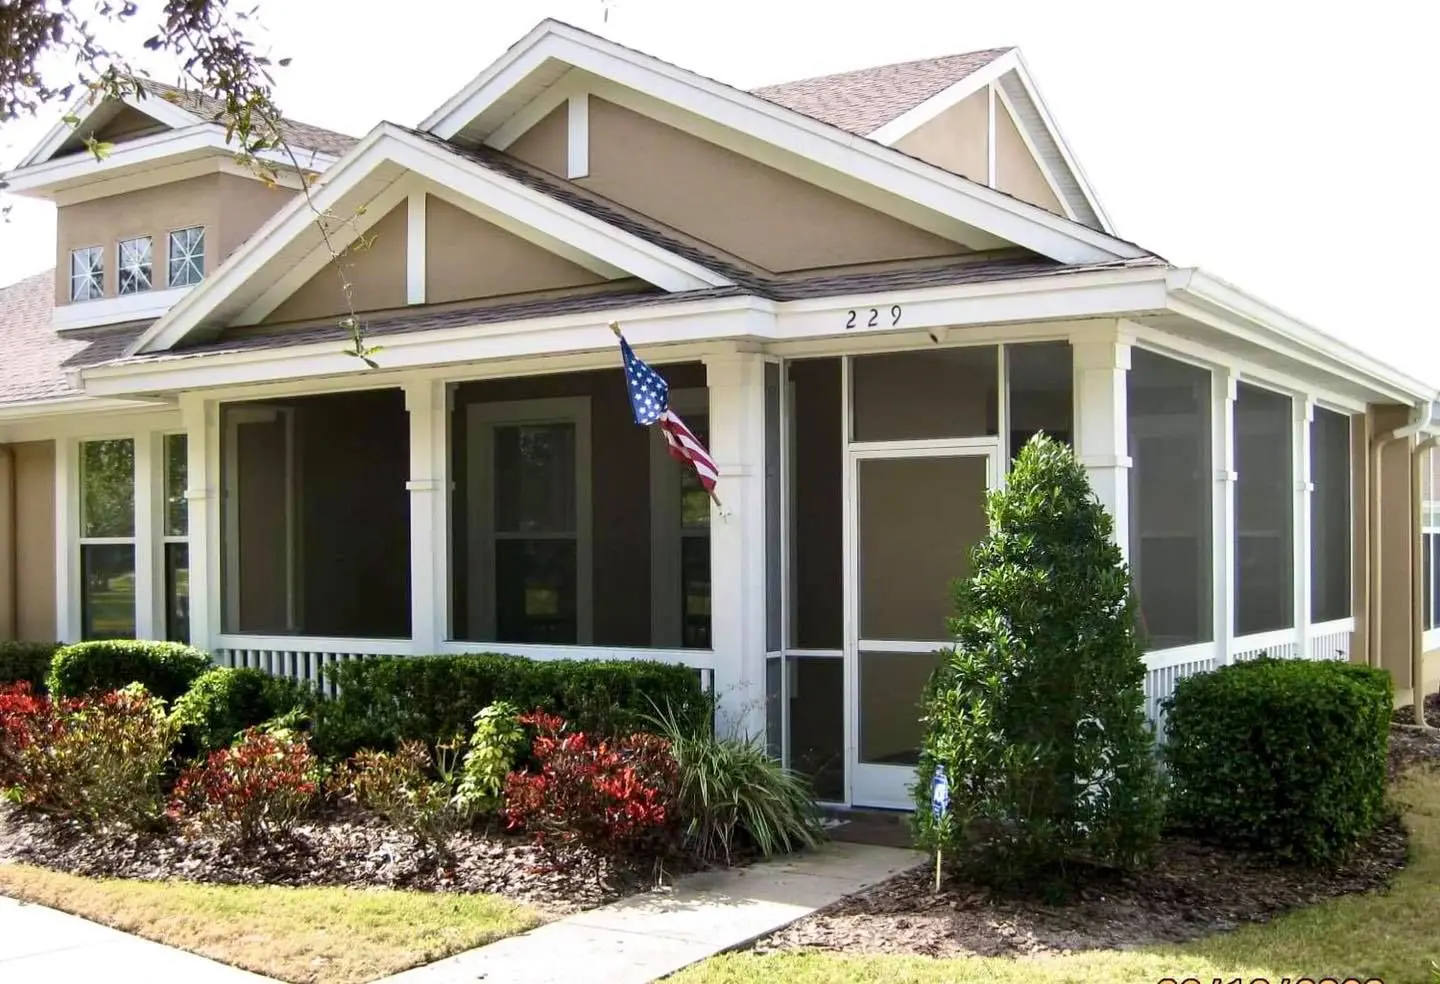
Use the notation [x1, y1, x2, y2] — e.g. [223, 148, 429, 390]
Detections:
[914, 434, 1162, 888]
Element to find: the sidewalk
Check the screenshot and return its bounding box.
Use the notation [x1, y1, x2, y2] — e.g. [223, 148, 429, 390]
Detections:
[0, 894, 276, 984]
[378, 842, 923, 984]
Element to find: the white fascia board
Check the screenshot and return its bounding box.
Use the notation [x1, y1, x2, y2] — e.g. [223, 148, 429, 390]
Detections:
[989, 85, 1078, 223]
[53, 286, 194, 332]
[1167, 268, 1438, 406]
[1008, 53, 1115, 234]
[18, 89, 202, 168]
[424, 25, 1144, 264]
[0, 395, 174, 422]
[131, 124, 727, 355]
[487, 68, 589, 149]
[5, 124, 339, 198]
[86, 295, 773, 397]
[420, 19, 564, 131]
[775, 266, 1170, 341]
[867, 50, 1018, 144]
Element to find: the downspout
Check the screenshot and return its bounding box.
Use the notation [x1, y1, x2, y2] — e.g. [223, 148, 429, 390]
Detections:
[1412, 434, 1438, 729]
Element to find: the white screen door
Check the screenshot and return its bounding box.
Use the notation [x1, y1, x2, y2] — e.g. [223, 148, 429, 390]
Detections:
[846, 446, 994, 809]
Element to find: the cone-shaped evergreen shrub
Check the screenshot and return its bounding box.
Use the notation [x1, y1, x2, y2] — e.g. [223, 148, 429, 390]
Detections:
[914, 434, 1161, 886]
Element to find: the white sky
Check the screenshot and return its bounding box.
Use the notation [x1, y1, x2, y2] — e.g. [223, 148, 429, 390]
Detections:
[2, 0, 1436, 384]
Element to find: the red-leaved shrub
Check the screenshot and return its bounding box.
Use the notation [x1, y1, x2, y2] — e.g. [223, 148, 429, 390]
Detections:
[170, 728, 319, 842]
[503, 710, 679, 858]
[0, 682, 173, 828]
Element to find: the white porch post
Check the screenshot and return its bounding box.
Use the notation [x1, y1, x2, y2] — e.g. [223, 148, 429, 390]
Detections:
[404, 380, 449, 654]
[1213, 370, 1237, 665]
[704, 348, 768, 740]
[1295, 397, 1314, 655]
[54, 437, 79, 643]
[1071, 327, 1132, 558]
[180, 394, 217, 653]
[134, 428, 160, 640]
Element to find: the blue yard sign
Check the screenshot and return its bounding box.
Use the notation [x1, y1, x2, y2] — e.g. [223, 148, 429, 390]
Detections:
[930, 765, 949, 821]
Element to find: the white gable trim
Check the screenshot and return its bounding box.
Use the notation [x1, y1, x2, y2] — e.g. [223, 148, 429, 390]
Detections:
[127, 123, 731, 355]
[487, 68, 589, 150]
[990, 84, 1078, 222]
[20, 88, 201, 168]
[867, 50, 1019, 144]
[421, 22, 1143, 264]
[867, 51, 1110, 232]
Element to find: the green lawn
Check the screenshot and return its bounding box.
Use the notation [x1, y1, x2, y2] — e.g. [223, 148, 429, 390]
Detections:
[0, 865, 541, 984]
[673, 770, 1440, 984]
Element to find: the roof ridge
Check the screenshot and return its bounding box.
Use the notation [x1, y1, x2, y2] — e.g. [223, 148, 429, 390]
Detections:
[135, 78, 359, 156]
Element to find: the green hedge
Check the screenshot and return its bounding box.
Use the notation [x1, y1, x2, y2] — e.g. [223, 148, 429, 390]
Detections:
[1162, 657, 1392, 862]
[313, 653, 707, 759]
[47, 640, 212, 704]
[0, 641, 63, 692]
[170, 666, 317, 758]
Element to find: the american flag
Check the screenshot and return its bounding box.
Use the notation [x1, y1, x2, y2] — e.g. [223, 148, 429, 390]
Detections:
[616, 328, 720, 498]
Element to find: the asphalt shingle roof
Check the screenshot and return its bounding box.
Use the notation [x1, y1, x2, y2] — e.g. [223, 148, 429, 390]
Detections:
[752, 48, 1011, 136]
[138, 80, 359, 157]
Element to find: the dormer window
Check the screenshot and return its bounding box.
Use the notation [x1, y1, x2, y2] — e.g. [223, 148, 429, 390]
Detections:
[69, 246, 104, 301]
[118, 236, 153, 294]
[167, 226, 205, 287]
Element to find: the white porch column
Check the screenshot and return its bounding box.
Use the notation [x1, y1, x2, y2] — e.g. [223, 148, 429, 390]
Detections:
[180, 394, 217, 653]
[1295, 397, 1315, 654]
[54, 437, 79, 643]
[1213, 370, 1238, 664]
[1070, 328, 1133, 558]
[704, 348, 768, 740]
[404, 380, 449, 653]
[134, 429, 160, 640]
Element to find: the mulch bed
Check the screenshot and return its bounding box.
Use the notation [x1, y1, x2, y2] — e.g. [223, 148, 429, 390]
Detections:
[0, 803, 665, 914]
[756, 727, 1438, 960]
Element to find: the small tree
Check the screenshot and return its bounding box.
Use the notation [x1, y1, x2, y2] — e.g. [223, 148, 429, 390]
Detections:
[914, 434, 1161, 888]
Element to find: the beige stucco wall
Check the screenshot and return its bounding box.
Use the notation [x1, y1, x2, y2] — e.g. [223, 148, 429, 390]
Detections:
[1371, 404, 1416, 691]
[994, 101, 1065, 216]
[425, 195, 604, 304]
[509, 98, 969, 273]
[893, 89, 989, 184]
[3, 442, 56, 643]
[55, 172, 292, 305]
[263, 201, 409, 325]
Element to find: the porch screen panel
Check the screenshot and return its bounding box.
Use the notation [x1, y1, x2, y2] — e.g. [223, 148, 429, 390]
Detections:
[1127, 349, 1213, 648]
[789, 359, 842, 649]
[450, 365, 712, 649]
[1006, 341, 1073, 455]
[1233, 383, 1294, 636]
[220, 391, 411, 638]
[1310, 407, 1352, 623]
[851, 347, 997, 442]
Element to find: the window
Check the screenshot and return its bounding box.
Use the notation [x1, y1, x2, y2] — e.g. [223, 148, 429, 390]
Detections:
[117, 236, 153, 295]
[163, 434, 190, 643]
[467, 399, 591, 644]
[69, 246, 104, 301]
[167, 226, 205, 286]
[79, 439, 136, 640]
[1127, 349, 1213, 648]
[1233, 383, 1294, 636]
[1310, 407, 1353, 623]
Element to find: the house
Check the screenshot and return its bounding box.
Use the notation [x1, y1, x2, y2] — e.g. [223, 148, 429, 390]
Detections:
[0, 19, 1435, 809]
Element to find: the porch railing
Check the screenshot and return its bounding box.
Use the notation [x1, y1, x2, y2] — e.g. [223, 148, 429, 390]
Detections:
[212, 635, 716, 698]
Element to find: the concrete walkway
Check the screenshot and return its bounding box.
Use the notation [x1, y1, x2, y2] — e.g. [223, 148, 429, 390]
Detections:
[378, 842, 923, 984]
[0, 894, 276, 983]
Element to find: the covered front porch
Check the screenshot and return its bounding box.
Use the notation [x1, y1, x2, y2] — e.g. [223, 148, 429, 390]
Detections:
[49, 289, 1378, 808]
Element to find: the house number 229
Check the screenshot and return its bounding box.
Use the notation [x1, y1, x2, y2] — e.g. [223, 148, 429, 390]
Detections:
[845, 305, 902, 330]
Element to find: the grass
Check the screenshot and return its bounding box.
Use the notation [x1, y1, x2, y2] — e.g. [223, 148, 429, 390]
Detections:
[0, 866, 541, 984]
[672, 769, 1440, 984]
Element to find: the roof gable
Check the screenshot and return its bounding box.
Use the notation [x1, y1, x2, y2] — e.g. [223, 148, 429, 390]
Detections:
[127, 123, 733, 355]
[419, 20, 1143, 265]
